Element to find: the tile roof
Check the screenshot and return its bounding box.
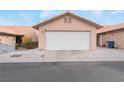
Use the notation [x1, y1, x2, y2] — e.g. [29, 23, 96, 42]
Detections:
[97, 23, 124, 33]
[0, 26, 37, 35]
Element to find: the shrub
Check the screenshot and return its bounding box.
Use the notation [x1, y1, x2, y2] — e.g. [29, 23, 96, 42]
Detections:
[22, 36, 32, 44]
[15, 44, 19, 49]
[32, 42, 38, 48]
[22, 36, 34, 49]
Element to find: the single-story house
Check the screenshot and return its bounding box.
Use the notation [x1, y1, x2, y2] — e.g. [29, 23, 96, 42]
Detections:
[2, 12, 124, 51]
[33, 12, 102, 50]
[0, 26, 38, 46]
[97, 23, 124, 49]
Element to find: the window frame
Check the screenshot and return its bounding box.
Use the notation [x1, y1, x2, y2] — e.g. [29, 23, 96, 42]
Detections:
[64, 17, 67, 23]
[68, 17, 71, 23]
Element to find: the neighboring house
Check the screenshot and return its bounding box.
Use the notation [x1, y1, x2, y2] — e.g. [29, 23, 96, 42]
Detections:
[0, 26, 38, 46]
[33, 12, 102, 50]
[0, 32, 16, 52]
[97, 23, 124, 49]
[0, 30, 17, 45]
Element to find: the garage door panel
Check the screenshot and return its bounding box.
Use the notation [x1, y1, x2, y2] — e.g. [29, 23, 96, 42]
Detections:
[46, 32, 90, 50]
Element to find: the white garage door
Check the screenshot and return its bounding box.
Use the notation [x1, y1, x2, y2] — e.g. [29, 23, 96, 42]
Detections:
[46, 32, 90, 50]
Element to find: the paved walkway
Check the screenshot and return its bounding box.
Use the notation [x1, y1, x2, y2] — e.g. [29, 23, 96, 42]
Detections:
[0, 48, 124, 62]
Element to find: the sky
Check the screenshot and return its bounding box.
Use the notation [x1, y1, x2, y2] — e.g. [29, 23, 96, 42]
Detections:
[0, 10, 124, 26]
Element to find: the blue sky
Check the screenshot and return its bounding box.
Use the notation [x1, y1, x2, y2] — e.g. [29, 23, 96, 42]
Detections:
[0, 10, 124, 26]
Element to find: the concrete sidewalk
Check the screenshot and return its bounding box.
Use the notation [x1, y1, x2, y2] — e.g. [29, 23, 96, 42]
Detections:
[0, 48, 124, 63]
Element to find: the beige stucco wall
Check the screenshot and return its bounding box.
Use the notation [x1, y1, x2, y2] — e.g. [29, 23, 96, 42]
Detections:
[98, 29, 124, 49]
[38, 15, 98, 50]
[0, 35, 16, 45]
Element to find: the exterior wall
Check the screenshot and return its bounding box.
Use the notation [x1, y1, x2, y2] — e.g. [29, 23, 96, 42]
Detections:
[97, 34, 102, 47]
[98, 29, 124, 49]
[0, 35, 16, 45]
[38, 15, 97, 50]
[120, 30, 124, 49]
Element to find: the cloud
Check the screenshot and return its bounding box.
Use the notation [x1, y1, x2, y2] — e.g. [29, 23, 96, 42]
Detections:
[90, 10, 104, 16]
[40, 10, 65, 19]
[111, 10, 123, 14]
[0, 15, 13, 25]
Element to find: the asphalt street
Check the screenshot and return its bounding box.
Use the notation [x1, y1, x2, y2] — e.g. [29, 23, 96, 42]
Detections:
[0, 61, 124, 82]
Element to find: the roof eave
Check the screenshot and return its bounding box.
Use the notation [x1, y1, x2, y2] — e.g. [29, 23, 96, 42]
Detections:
[97, 27, 124, 34]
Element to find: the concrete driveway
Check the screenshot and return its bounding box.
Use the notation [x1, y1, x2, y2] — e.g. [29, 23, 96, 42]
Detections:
[0, 48, 124, 62]
[0, 62, 124, 82]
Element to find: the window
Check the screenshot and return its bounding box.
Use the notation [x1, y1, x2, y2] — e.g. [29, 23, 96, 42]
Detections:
[64, 17, 67, 23]
[68, 17, 71, 23]
[64, 17, 72, 23]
